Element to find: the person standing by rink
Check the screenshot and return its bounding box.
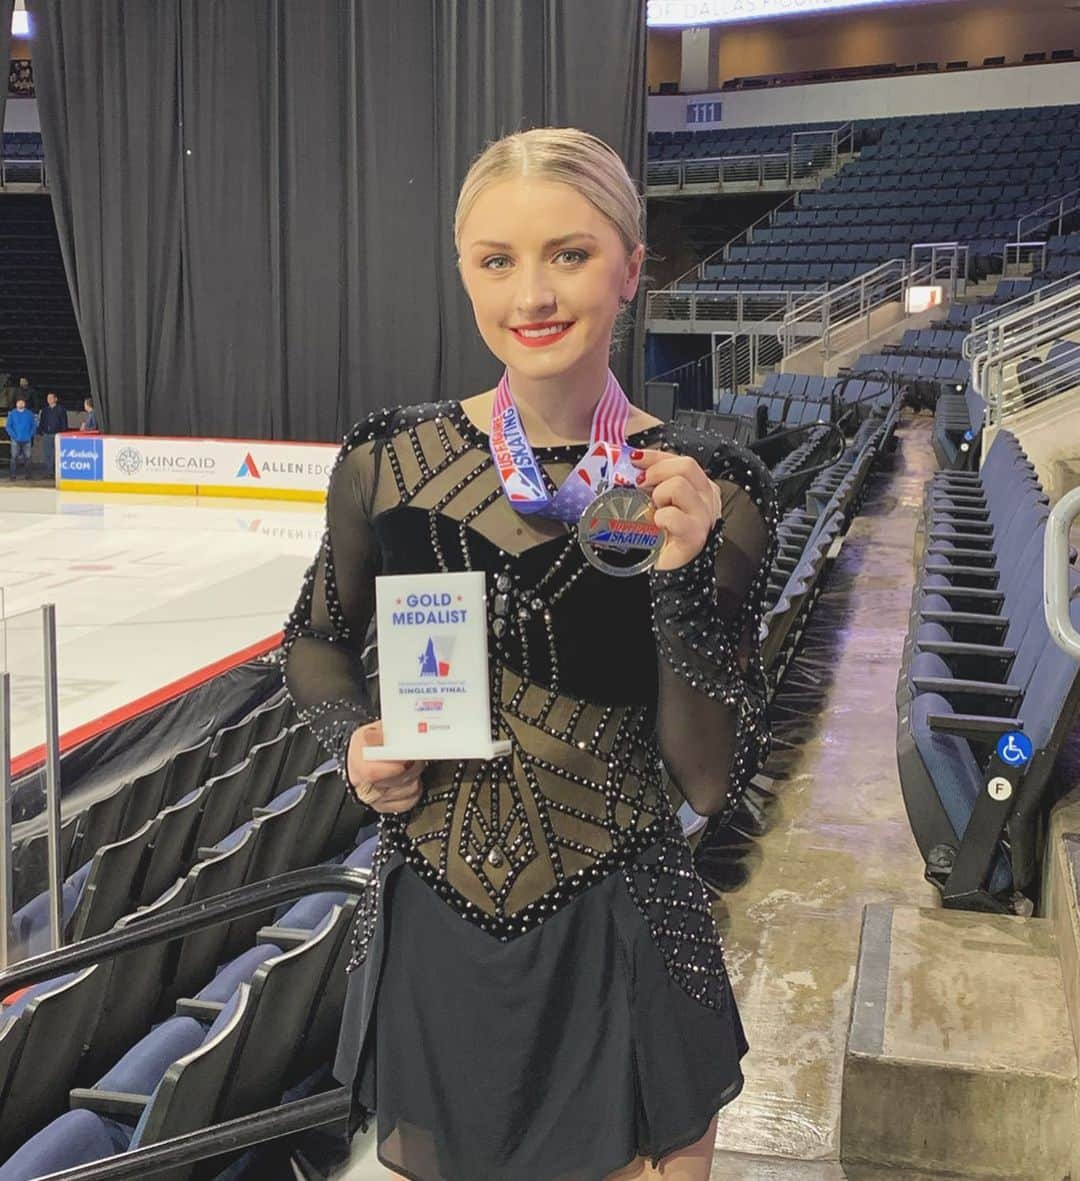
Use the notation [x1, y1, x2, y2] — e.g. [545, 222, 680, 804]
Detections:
[6, 396, 36, 480]
[283, 128, 777, 1181]
[38, 391, 69, 477]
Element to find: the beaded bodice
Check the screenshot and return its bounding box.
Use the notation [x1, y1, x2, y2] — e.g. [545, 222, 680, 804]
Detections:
[283, 400, 777, 947]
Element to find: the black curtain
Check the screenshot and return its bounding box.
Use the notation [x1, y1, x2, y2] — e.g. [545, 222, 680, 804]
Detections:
[0, 0, 13, 147]
[28, 0, 647, 442]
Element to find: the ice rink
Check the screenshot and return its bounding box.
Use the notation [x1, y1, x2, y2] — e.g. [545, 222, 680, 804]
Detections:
[0, 486, 325, 759]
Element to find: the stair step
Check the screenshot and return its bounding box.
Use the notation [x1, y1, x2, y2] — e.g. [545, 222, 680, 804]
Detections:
[842, 903, 1077, 1179]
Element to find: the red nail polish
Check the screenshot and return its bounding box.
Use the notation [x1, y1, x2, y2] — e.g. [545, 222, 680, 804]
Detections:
[636, 471, 647, 485]
[630, 449, 644, 460]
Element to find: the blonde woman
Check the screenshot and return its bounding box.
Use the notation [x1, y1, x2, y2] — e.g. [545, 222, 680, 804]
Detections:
[283, 127, 777, 1181]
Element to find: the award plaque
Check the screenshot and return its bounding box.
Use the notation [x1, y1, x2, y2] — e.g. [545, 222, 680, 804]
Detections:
[360, 571, 512, 762]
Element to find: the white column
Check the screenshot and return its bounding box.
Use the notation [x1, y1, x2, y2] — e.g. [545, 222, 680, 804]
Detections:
[680, 25, 721, 93]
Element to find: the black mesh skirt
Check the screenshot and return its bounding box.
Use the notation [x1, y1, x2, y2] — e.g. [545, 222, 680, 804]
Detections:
[333, 844, 748, 1181]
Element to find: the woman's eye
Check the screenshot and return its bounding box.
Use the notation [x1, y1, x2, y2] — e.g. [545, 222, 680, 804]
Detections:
[556, 249, 588, 264]
[482, 255, 511, 271]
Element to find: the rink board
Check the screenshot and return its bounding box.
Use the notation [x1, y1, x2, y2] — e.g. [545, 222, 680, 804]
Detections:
[55, 433, 336, 502]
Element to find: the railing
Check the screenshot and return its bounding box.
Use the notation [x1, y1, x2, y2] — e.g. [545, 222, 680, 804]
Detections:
[646, 122, 853, 194]
[1045, 486, 1080, 660]
[1002, 240, 1048, 278]
[0, 155, 47, 188]
[1015, 185, 1080, 245]
[968, 275, 1080, 422]
[0, 864, 371, 1180]
[645, 285, 819, 333]
[647, 152, 794, 190]
[668, 192, 799, 290]
[965, 269, 1080, 360]
[778, 243, 968, 361]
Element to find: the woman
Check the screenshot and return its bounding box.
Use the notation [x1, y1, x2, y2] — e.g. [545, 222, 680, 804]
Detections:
[283, 127, 777, 1181]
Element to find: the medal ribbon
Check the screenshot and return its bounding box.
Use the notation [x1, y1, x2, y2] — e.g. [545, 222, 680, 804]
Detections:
[489, 369, 641, 521]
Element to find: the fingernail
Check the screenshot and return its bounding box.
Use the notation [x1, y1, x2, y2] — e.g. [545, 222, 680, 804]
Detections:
[630, 448, 644, 460]
[636, 471, 647, 485]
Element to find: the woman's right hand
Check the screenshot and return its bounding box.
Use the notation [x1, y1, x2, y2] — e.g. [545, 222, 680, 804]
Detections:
[346, 720, 426, 814]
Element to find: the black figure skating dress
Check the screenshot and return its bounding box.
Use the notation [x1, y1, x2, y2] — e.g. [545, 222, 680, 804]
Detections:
[283, 399, 778, 1181]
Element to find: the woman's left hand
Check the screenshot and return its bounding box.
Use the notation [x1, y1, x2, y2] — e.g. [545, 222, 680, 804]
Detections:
[628, 448, 722, 571]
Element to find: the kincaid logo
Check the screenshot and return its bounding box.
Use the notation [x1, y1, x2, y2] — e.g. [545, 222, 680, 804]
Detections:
[116, 447, 142, 475]
[115, 448, 216, 475]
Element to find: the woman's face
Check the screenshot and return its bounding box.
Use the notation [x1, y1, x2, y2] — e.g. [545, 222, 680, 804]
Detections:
[458, 177, 644, 381]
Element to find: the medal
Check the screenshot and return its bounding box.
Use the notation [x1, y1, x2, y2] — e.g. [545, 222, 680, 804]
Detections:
[489, 369, 666, 576]
[578, 485, 664, 577]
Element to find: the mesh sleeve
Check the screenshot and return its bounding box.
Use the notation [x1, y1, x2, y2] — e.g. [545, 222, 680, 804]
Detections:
[282, 414, 394, 768]
[649, 432, 778, 821]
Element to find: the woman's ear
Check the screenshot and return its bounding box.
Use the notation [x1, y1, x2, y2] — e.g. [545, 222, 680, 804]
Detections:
[622, 243, 646, 301]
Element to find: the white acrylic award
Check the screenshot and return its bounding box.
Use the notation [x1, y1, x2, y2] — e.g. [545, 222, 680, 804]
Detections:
[361, 571, 512, 763]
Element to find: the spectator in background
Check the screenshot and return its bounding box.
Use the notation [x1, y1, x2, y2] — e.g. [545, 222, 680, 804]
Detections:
[81, 397, 99, 432]
[6, 397, 36, 480]
[38, 391, 68, 476]
[17, 377, 39, 413]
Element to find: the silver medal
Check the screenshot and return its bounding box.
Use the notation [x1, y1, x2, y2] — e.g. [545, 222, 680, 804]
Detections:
[578, 486, 665, 577]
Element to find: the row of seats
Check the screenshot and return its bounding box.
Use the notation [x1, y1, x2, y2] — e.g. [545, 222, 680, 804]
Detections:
[8, 699, 324, 958]
[763, 409, 901, 683]
[714, 377, 897, 435]
[1, 702, 378, 1167]
[895, 430, 1080, 908]
[685, 106, 1079, 289]
[851, 352, 969, 390]
[11, 693, 292, 908]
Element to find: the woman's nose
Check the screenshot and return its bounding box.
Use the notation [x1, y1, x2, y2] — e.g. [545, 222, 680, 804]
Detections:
[514, 265, 557, 315]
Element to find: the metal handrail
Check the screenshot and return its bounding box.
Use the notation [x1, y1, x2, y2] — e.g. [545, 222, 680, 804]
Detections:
[644, 285, 822, 334]
[969, 276, 1080, 399]
[0, 864, 370, 994]
[0, 155, 47, 188]
[1016, 185, 1080, 244]
[1045, 486, 1080, 660]
[1002, 240, 1048, 278]
[967, 269, 1080, 353]
[4, 1091, 351, 1181]
[778, 257, 910, 357]
[996, 351, 1080, 417]
[0, 864, 373, 1179]
[647, 122, 851, 197]
[669, 191, 799, 289]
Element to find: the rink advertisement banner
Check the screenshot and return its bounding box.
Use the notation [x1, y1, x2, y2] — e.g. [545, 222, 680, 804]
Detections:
[56, 434, 338, 501]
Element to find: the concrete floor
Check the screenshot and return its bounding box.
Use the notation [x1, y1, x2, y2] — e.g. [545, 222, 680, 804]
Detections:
[710, 412, 941, 1177]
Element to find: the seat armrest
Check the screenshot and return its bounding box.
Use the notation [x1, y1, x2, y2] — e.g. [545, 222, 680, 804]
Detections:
[926, 546, 997, 562]
[928, 531, 995, 545]
[918, 640, 1015, 660]
[919, 611, 1010, 629]
[926, 713, 1024, 737]
[918, 585, 1003, 603]
[910, 676, 1022, 699]
[175, 997, 226, 1021]
[931, 494, 987, 507]
[256, 924, 314, 949]
[931, 506, 990, 519]
[69, 1088, 152, 1120]
[923, 563, 1000, 582]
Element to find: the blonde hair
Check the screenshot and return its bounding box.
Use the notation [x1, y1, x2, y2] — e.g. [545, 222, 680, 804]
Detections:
[454, 128, 646, 352]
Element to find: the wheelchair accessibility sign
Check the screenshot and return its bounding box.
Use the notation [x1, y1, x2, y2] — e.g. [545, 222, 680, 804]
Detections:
[996, 731, 1033, 768]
